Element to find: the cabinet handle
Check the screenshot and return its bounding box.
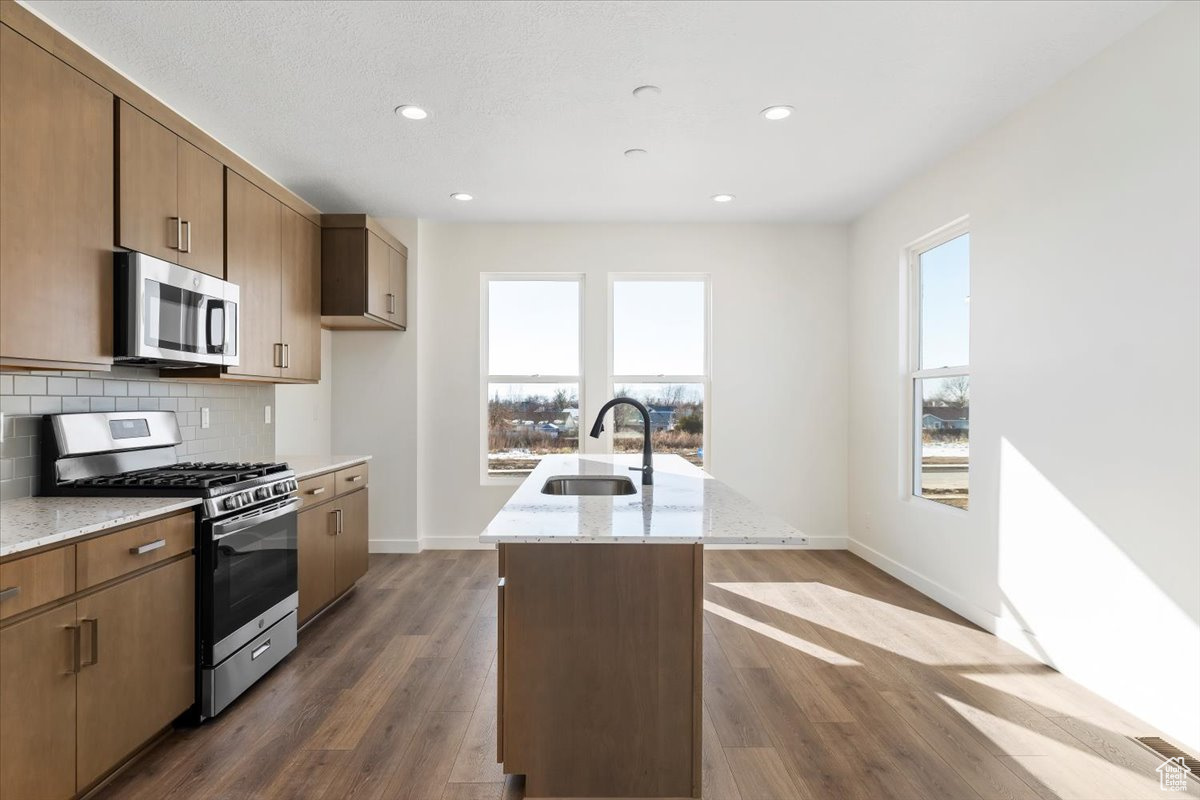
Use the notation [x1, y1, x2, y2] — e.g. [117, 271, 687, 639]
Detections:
[180, 219, 192, 253]
[309, 487, 326, 496]
[497, 577, 506, 588]
[251, 639, 271, 660]
[82, 618, 99, 667]
[0, 586, 19, 602]
[169, 217, 181, 250]
[67, 624, 81, 674]
[273, 343, 283, 368]
[130, 538, 166, 555]
[283, 343, 290, 369]
[336, 508, 344, 535]
[347, 475, 363, 483]
[386, 292, 396, 315]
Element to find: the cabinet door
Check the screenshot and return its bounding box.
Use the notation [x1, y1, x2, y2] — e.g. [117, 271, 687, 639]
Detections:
[298, 504, 337, 623]
[0, 604, 78, 800]
[225, 170, 282, 378]
[388, 246, 407, 329]
[116, 100, 178, 263]
[366, 231, 391, 321]
[76, 558, 195, 790]
[281, 207, 322, 381]
[177, 138, 224, 278]
[334, 488, 369, 597]
[0, 27, 113, 369]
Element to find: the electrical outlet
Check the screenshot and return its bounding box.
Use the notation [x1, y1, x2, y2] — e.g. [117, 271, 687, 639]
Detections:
[265, 405, 272, 425]
[201, 407, 210, 429]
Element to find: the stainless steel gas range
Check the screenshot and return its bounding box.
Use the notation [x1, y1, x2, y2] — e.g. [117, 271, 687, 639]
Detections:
[39, 410, 300, 719]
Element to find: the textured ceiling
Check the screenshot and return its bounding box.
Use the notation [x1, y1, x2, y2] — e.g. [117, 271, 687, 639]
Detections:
[23, 0, 1165, 221]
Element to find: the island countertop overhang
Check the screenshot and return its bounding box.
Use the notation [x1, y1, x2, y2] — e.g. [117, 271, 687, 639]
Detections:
[479, 453, 808, 545]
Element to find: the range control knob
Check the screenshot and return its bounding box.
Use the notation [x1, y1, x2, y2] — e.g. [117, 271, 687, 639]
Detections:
[254, 487, 271, 501]
[240, 492, 253, 506]
[223, 495, 242, 511]
[272, 482, 288, 495]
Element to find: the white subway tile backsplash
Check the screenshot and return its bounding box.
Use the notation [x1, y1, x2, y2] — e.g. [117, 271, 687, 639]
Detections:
[1, 369, 274, 500]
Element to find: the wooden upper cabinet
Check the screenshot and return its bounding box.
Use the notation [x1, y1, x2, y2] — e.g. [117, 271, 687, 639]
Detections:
[281, 207, 322, 382]
[0, 26, 113, 370]
[116, 101, 177, 263]
[321, 214, 407, 330]
[117, 101, 223, 278]
[176, 138, 224, 277]
[366, 231, 391, 321]
[388, 245, 408, 329]
[226, 170, 282, 379]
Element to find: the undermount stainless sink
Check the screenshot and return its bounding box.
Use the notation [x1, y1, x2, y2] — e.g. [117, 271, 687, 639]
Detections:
[541, 474, 638, 496]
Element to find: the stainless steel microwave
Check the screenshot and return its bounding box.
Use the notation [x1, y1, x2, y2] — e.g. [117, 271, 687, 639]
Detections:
[114, 251, 239, 368]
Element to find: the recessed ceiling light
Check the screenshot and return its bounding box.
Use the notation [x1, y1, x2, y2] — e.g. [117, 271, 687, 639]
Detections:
[395, 105, 428, 120]
[632, 85, 661, 98]
[450, 192, 473, 201]
[761, 105, 794, 121]
[624, 148, 647, 158]
[711, 194, 735, 203]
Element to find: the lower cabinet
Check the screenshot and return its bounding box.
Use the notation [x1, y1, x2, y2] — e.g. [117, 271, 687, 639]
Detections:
[0, 520, 195, 800]
[296, 465, 370, 625]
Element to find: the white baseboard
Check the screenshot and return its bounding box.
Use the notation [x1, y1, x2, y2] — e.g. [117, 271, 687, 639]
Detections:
[369, 539, 420, 554]
[418, 537, 496, 551]
[847, 537, 1000, 634]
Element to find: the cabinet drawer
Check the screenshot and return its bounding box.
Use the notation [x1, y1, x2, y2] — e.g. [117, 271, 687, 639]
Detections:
[76, 512, 194, 590]
[334, 462, 369, 494]
[297, 472, 337, 510]
[0, 547, 76, 621]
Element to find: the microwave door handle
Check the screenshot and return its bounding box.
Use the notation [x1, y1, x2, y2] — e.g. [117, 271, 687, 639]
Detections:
[205, 300, 225, 353]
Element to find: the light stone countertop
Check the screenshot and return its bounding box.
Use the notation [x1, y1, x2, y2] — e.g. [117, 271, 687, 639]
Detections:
[0, 496, 202, 559]
[480, 454, 809, 545]
[278, 455, 372, 480]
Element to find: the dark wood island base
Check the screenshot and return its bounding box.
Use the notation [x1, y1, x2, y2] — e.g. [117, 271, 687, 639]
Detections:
[497, 542, 703, 799]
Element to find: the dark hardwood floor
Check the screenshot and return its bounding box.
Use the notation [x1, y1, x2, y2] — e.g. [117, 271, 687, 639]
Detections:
[91, 549, 1197, 800]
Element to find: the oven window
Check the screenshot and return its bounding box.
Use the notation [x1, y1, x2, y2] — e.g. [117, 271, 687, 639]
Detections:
[144, 278, 224, 355]
[210, 509, 297, 648]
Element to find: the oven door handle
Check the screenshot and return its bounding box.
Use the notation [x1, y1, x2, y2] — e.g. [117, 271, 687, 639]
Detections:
[212, 498, 300, 540]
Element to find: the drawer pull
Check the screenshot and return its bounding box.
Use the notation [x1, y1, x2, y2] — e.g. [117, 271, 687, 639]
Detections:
[130, 539, 167, 556]
[309, 487, 326, 496]
[347, 475, 363, 483]
[0, 586, 19, 602]
[251, 639, 271, 660]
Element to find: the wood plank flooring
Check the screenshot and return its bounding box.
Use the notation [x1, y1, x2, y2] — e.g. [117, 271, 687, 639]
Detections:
[92, 549, 1197, 800]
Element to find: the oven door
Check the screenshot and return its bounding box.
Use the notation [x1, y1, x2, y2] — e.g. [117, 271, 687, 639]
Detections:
[201, 497, 298, 665]
[115, 251, 239, 367]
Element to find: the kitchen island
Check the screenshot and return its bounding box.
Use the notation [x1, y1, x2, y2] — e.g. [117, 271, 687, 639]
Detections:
[480, 454, 807, 799]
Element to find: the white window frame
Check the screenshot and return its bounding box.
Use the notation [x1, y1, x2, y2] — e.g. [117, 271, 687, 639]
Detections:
[905, 217, 970, 511]
[607, 273, 713, 469]
[480, 273, 585, 485]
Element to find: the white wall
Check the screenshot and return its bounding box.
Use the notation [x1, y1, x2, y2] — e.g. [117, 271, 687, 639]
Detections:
[274, 328, 333, 456]
[416, 222, 850, 550]
[847, 2, 1199, 751]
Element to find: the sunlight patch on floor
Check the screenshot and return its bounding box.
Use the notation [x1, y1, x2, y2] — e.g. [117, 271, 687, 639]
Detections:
[702, 600, 859, 666]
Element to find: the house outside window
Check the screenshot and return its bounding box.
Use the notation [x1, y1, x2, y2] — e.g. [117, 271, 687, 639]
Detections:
[609, 276, 710, 468]
[482, 276, 583, 480]
[909, 222, 970, 509]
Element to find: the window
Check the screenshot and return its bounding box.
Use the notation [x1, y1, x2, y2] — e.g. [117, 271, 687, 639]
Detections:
[910, 225, 970, 509]
[611, 277, 709, 467]
[483, 277, 582, 479]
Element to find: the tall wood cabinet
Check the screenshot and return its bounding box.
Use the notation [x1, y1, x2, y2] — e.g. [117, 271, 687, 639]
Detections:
[296, 462, 370, 625]
[0, 513, 195, 800]
[116, 100, 225, 278]
[282, 206, 322, 382]
[0, 24, 113, 370]
[321, 215, 408, 330]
